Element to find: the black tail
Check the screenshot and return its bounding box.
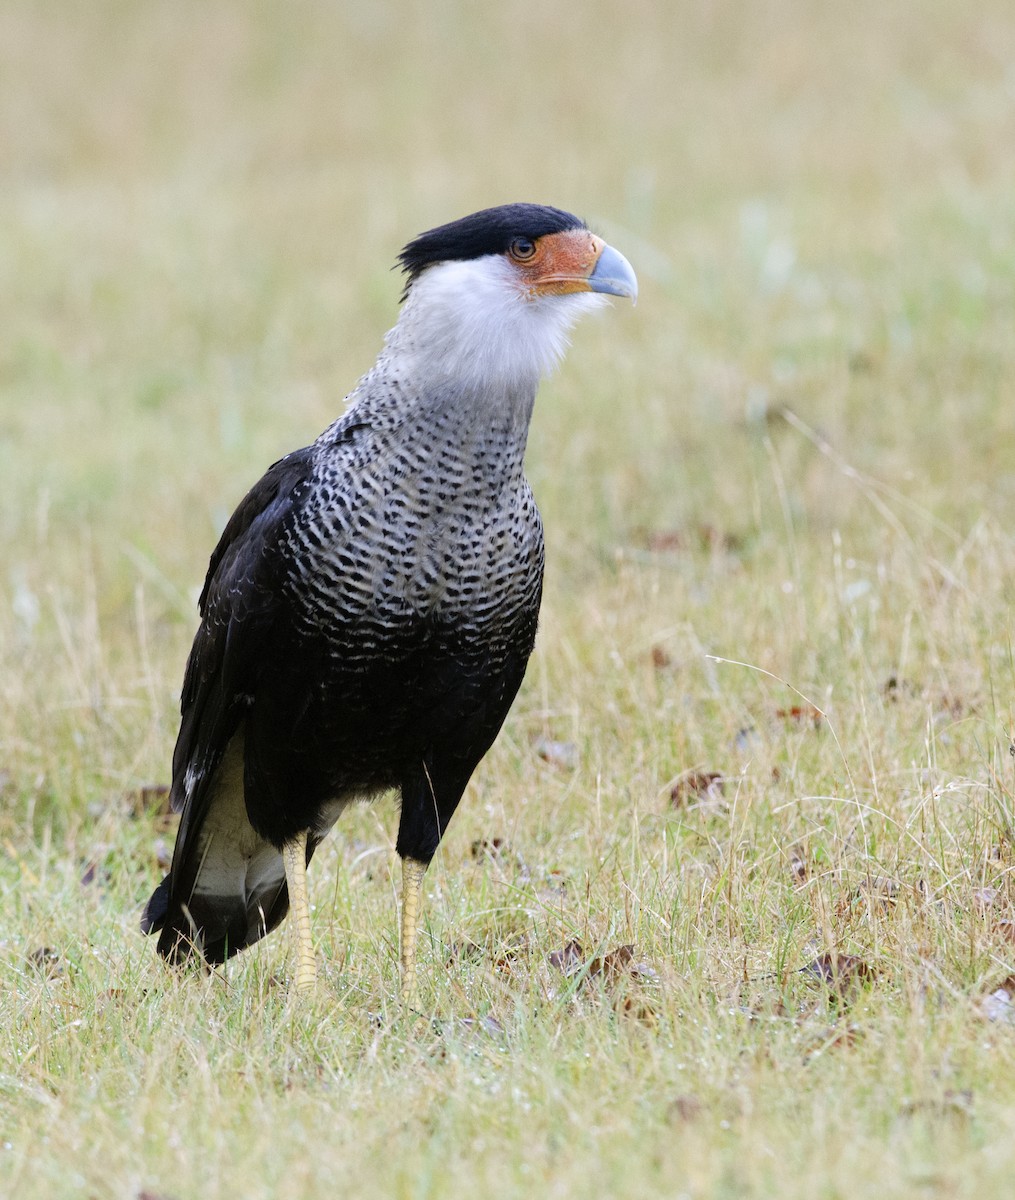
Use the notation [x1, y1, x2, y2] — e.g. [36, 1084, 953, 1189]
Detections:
[141, 874, 172, 935]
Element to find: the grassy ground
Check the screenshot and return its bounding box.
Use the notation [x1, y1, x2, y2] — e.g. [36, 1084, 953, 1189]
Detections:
[4, 2, 1015, 1196]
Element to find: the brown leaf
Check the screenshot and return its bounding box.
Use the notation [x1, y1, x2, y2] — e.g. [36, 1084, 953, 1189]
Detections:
[470, 836, 510, 863]
[670, 771, 725, 808]
[978, 979, 1015, 1024]
[852, 875, 900, 913]
[541, 869, 568, 895]
[588, 943, 635, 983]
[548, 940, 584, 975]
[26, 946, 62, 978]
[643, 529, 685, 553]
[651, 645, 673, 670]
[641, 525, 742, 554]
[800, 953, 877, 1000]
[882, 675, 916, 702]
[615, 993, 659, 1025]
[127, 783, 172, 818]
[993, 919, 1015, 944]
[532, 736, 579, 770]
[492, 934, 530, 973]
[788, 846, 809, 883]
[972, 887, 999, 914]
[933, 693, 977, 721]
[668, 1094, 704, 1122]
[79, 861, 103, 887]
[457, 1014, 506, 1041]
[696, 524, 743, 553]
[803, 1023, 861, 1061]
[775, 705, 823, 727]
[589, 945, 657, 986]
[899, 1091, 974, 1122]
[445, 939, 485, 966]
[469, 836, 530, 882]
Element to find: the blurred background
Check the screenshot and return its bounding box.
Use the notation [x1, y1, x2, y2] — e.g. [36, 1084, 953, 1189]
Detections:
[2, 0, 1015, 810]
[6, 11, 1015, 1192]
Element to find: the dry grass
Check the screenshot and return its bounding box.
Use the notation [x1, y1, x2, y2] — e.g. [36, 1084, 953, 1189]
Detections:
[4, 2, 1015, 1197]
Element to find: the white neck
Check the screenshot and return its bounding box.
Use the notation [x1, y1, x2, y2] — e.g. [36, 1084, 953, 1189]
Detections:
[379, 255, 606, 401]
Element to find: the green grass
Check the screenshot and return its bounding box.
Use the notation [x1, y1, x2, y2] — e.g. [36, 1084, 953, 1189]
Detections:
[4, 1, 1015, 1196]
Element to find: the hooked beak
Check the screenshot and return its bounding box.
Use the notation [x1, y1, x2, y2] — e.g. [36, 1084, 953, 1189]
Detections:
[587, 240, 638, 302]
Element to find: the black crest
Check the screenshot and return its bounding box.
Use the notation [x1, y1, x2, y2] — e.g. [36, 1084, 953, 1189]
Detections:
[397, 203, 585, 291]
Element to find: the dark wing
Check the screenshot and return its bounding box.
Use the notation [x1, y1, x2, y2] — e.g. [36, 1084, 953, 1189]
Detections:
[177, 445, 315, 808]
[140, 445, 315, 948]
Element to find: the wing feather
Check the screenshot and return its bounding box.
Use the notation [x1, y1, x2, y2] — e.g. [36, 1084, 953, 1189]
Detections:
[142, 445, 316, 951]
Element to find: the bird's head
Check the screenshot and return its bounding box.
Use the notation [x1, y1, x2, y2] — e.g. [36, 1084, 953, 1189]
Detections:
[390, 203, 637, 397]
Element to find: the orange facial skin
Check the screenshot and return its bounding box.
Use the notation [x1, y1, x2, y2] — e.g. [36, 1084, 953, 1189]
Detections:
[509, 229, 609, 298]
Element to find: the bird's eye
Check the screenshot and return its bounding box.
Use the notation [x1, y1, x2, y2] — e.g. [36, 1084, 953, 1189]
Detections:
[509, 237, 537, 261]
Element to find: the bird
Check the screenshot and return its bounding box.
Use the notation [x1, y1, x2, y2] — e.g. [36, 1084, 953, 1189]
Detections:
[140, 202, 637, 998]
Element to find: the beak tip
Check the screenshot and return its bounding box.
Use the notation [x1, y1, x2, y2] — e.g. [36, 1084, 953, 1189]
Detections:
[588, 243, 639, 303]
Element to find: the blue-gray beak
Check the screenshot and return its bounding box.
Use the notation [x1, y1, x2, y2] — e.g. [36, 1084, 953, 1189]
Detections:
[588, 242, 638, 302]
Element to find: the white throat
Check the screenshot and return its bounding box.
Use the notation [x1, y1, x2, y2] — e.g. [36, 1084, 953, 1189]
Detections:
[382, 255, 606, 400]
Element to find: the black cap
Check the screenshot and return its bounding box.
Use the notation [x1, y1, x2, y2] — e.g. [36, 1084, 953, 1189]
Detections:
[397, 203, 585, 289]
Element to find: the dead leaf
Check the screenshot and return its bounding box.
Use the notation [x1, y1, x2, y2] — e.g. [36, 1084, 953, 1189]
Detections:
[587, 945, 658, 986]
[80, 859, 112, 889]
[775, 705, 823, 727]
[972, 887, 999, 914]
[994, 919, 1015, 944]
[695, 524, 742, 553]
[127, 783, 172, 818]
[541, 869, 568, 895]
[639, 525, 742, 555]
[799, 953, 877, 1000]
[978, 989, 1015, 1024]
[852, 875, 900, 913]
[588, 944, 636, 983]
[734, 726, 760, 753]
[668, 1094, 703, 1122]
[470, 836, 510, 862]
[548, 941, 584, 975]
[899, 1091, 973, 1122]
[491, 934, 530, 972]
[457, 1014, 506, 1041]
[587, 945, 660, 1023]
[651, 645, 673, 669]
[26, 946, 62, 978]
[532, 736, 579, 770]
[978, 974, 1015, 1024]
[933, 693, 977, 722]
[445, 939, 485, 966]
[550, 941, 659, 1021]
[669, 771, 725, 808]
[803, 1023, 861, 1061]
[615, 993, 659, 1025]
[643, 529, 685, 553]
[788, 846, 809, 883]
[469, 836, 530, 882]
[882, 675, 917, 702]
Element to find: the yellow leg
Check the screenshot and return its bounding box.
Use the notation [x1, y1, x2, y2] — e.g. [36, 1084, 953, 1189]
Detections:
[400, 856, 427, 1001]
[282, 831, 317, 993]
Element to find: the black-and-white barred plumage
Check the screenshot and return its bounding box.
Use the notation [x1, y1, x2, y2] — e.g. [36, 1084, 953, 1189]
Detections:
[142, 203, 636, 976]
